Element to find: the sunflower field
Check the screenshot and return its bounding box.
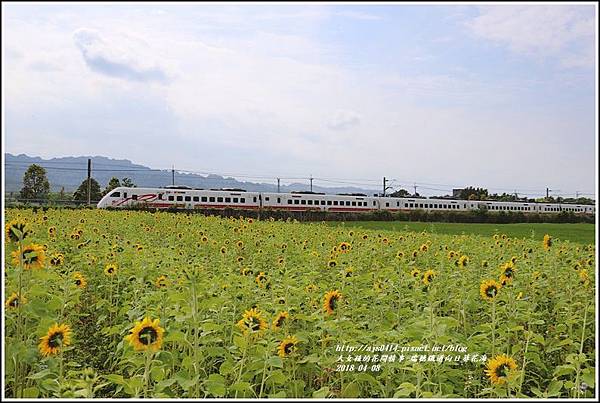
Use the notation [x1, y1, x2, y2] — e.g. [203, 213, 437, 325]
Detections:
[3, 208, 596, 398]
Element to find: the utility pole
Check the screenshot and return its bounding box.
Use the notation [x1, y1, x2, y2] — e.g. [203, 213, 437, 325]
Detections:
[413, 183, 417, 196]
[382, 177, 393, 197]
[546, 187, 549, 199]
[87, 158, 91, 206]
[310, 175, 313, 192]
[277, 178, 281, 193]
[172, 165, 175, 186]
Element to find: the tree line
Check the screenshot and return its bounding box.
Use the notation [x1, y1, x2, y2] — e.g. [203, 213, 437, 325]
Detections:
[16, 164, 136, 202]
[389, 186, 594, 205]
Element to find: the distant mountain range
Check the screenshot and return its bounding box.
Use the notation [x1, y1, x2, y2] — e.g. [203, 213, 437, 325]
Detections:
[4, 153, 379, 196]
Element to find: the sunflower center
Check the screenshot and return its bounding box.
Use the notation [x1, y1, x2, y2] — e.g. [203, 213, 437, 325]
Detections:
[108, 268, 114, 273]
[139, 326, 158, 345]
[75, 279, 82, 286]
[48, 332, 64, 348]
[284, 342, 294, 354]
[495, 363, 509, 378]
[504, 269, 513, 277]
[248, 317, 261, 331]
[486, 286, 497, 298]
[9, 298, 19, 307]
[329, 296, 338, 310]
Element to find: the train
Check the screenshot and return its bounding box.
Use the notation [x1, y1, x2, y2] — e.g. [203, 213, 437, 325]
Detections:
[96, 185, 596, 214]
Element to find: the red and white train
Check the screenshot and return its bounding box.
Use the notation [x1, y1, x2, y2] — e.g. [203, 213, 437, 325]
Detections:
[96, 186, 596, 214]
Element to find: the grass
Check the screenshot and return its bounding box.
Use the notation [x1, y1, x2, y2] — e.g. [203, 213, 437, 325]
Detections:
[323, 221, 596, 244]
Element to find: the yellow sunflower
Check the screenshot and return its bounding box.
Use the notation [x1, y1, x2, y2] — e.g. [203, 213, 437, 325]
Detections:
[338, 242, 351, 253]
[578, 269, 590, 286]
[542, 234, 552, 250]
[419, 244, 428, 252]
[73, 272, 87, 289]
[104, 263, 118, 276]
[11, 244, 46, 270]
[5, 292, 27, 309]
[125, 317, 165, 352]
[272, 311, 289, 330]
[323, 290, 342, 315]
[458, 255, 469, 267]
[49, 253, 65, 266]
[155, 275, 168, 288]
[305, 284, 317, 293]
[410, 268, 421, 278]
[327, 259, 338, 268]
[396, 251, 404, 259]
[485, 354, 518, 385]
[5, 219, 31, 242]
[255, 272, 268, 288]
[278, 335, 299, 358]
[237, 308, 268, 335]
[480, 280, 501, 302]
[39, 323, 72, 357]
[47, 226, 57, 237]
[422, 269, 436, 286]
[499, 262, 516, 285]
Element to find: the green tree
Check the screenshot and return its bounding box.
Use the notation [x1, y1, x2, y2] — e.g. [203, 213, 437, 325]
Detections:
[390, 188, 411, 198]
[73, 178, 102, 202]
[122, 177, 136, 187]
[104, 177, 121, 195]
[20, 164, 50, 200]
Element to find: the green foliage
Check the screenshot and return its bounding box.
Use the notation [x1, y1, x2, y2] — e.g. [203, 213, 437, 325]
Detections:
[104, 177, 121, 196]
[20, 164, 50, 200]
[4, 208, 596, 398]
[73, 178, 102, 202]
[121, 178, 136, 188]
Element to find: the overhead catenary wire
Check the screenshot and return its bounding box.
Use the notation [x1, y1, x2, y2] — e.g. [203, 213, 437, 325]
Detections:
[4, 159, 595, 198]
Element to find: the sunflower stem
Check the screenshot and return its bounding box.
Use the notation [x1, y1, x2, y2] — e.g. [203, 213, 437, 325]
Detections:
[491, 298, 496, 357]
[517, 329, 531, 394]
[574, 302, 589, 398]
[142, 350, 153, 398]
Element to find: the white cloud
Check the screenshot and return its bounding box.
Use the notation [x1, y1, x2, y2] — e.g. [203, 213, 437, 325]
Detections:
[468, 5, 596, 68]
[328, 110, 361, 131]
[73, 28, 170, 83]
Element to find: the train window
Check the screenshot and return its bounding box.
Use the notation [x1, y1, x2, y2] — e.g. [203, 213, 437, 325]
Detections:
[294, 199, 299, 205]
[225, 197, 231, 203]
[124, 192, 128, 198]
[277, 198, 281, 204]
[343, 201, 348, 206]
[209, 197, 215, 202]
[240, 198, 245, 203]
[421, 204, 424, 208]
[157, 193, 163, 200]
[233, 198, 238, 203]
[265, 197, 269, 201]
[333, 201, 338, 206]
[201, 197, 207, 202]
[168, 195, 174, 201]
[185, 196, 191, 202]
[253, 197, 257, 203]
[301, 200, 306, 205]
[193, 196, 199, 202]
[328, 201, 332, 205]
[352, 201, 356, 206]
[385, 202, 390, 207]
[397, 202, 399, 207]
[110, 191, 120, 197]
[308, 200, 313, 205]
[176, 196, 183, 202]
[321, 200, 326, 205]
[132, 194, 138, 200]
[288, 200, 292, 204]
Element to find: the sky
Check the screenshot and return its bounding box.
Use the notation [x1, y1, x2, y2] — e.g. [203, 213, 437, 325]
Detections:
[2, 2, 597, 198]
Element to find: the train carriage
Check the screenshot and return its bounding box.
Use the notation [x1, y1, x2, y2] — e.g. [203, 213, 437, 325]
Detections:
[97, 186, 595, 215]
